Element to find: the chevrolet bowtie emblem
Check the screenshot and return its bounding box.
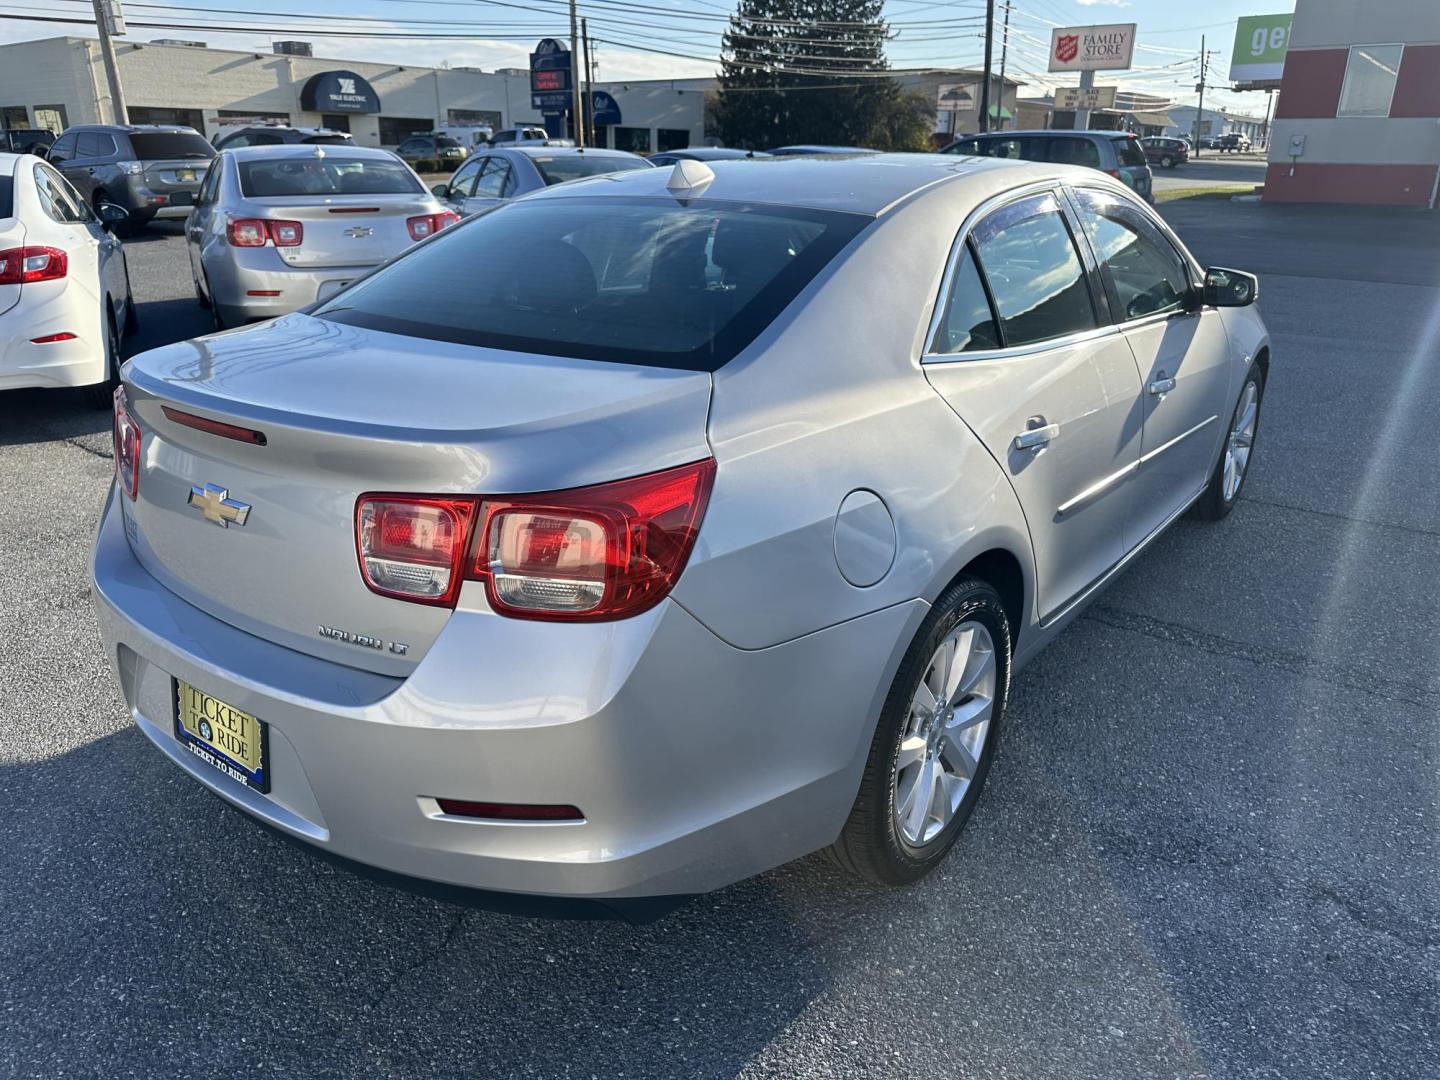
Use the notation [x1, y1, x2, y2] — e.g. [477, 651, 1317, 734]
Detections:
[344, 226, 373, 238]
[188, 483, 251, 528]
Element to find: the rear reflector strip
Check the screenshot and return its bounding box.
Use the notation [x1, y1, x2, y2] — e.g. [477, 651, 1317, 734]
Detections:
[30, 332, 77, 343]
[161, 406, 268, 446]
[436, 799, 584, 822]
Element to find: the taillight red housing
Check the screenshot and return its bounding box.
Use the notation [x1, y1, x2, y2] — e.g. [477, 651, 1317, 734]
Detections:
[112, 386, 140, 498]
[407, 211, 461, 240]
[227, 218, 303, 247]
[0, 246, 68, 284]
[354, 459, 715, 621]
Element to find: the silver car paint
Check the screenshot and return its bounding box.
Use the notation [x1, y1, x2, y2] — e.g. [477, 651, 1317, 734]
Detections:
[94, 154, 1268, 898]
[438, 147, 651, 216]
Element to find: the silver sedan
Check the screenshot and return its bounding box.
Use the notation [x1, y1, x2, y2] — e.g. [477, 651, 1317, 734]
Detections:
[432, 145, 652, 216]
[186, 144, 458, 328]
[94, 154, 1268, 913]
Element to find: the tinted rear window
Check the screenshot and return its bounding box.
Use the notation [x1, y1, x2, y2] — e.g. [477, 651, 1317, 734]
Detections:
[314, 197, 868, 371]
[239, 157, 423, 197]
[0, 175, 12, 218]
[129, 132, 216, 160]
[530, 155, 652, 185]
[1112, 138, 1147, 168]
[435, 136, 463, 148]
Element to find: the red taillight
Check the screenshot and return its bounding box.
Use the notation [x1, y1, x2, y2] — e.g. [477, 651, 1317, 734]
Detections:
[1106, 169, 1122, 179]
[0, 246, 68, 285]
[406, 211, 461, 240]
[436, 799, 584, 822]
[354, 460, 715, 620]
[227, 219, 303, 247]
[355, 497, 476, 606]
[112, 386, 140, 499]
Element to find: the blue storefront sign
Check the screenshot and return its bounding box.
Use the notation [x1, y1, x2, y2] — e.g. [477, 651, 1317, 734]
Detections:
[590, 90, 622, 126]
[530, 38, 573, 112]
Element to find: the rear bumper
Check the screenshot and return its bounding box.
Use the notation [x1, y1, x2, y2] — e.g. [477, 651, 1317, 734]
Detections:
[204, 247, 375, 324]
[0, 291, 106, 391]
[92, 485, 922, 901]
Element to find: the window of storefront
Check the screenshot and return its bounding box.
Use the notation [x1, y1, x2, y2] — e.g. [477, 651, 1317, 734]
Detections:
[33, 105, 67, 133]
[2, 106, 28, 129]
[613, 126, 652, 154]
[448, 108, 501, 127]
[320, 113, 352, 132]
[129, 105, 206, 130]
[1337, 44, 1403, 118]
[379, 116, 432, 145]
[218, 109, 290, 124]
[656, 128, 689, 152]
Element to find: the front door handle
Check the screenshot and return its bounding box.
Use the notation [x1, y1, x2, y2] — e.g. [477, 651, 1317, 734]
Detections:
[1149, 374, 1177, 396]
[1014, 420, 1060, 453]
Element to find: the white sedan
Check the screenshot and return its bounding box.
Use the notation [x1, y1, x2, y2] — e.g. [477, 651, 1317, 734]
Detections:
[0, 151, 135, 407]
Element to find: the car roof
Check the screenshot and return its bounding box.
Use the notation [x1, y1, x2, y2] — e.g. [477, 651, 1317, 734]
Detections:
[769, 145, 878, 154]
[0, 152, 19, 176]
[508, 146, 643, 160]
[223, 144, 400, 161]
[524, 152, 1078, 216]
[653, 148, 770, 160]
[968, 129, 1134, 139]
[64, 124, 200, 134]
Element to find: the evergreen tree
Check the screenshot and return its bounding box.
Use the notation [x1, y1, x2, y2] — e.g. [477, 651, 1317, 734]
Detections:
[716, 0, 928, 151]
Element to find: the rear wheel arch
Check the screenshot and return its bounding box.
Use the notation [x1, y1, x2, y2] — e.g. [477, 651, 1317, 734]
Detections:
[1252, 345, 1270, 384]
[940, 547, 1027, 651]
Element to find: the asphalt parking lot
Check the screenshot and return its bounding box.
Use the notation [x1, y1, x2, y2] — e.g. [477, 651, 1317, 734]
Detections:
[1150, 153, 1267, 193]
[1, 202, 1437, 1079]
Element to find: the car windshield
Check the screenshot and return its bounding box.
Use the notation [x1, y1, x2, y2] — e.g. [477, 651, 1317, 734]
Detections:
[314, 197, 869, 371]
[435, 136, 463, 148]
[529, 155, 652, 185]
[238, 157, 423, 197]
[0, 174, 12, 217]
[1112, 138, 1148, 168]
[128, 132, 216, 160]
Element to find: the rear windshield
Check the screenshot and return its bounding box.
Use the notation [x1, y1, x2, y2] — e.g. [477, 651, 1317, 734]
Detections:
[435, 136, 463, 148]
[0, 175, 12, 218]
[314, 197, 868, 371]
[128, 132, 216, 160]
[1112, 138, 1148, 168]
[239, 157, 423, 198]
[529, 155, 652, 185]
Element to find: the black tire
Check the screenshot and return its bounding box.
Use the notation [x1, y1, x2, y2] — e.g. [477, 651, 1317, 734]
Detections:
[83, 311, 121, 410]
[829, 576, 1012, 885]
[203, 273, 226, 332]
[1193, 366, 1265, 521]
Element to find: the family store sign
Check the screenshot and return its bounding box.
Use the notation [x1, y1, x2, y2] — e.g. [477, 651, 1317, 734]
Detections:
[1047, 23, 1137, 73]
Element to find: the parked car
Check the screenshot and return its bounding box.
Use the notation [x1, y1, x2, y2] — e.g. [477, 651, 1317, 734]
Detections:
[432, 146, 651, 216]
[94, 154, 1268, 914]
[212, 124, 353, 151]
[1199, 135, 1221, 151]
[767, 144, 879, 155]
[1, 128, 55, 155]
[186, 144, 457, 329]
[0, 151, 134, 407]
[1217, 132, 1253, 153]
[394, 134, 469, 165]
[488, 126, 561, 146]
[44, 124, 215, 235]
[944, 130, 1154, 201]
[648, 147, 770, 166]
[1140, 136, 1190, 169]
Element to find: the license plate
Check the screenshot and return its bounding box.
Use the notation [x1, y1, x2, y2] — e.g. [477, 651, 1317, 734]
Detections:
[175, 169, 195, 182]
[169, 191, 193, 206]
[174, 680, 270, 793]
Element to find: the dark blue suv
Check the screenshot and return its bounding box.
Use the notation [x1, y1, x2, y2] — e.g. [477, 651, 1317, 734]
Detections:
[943, 130, 1154, 202]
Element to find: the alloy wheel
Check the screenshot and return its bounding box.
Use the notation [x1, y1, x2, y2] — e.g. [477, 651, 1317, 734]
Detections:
[1223, 380, 1259, 501]
[893, 620, 997, 847]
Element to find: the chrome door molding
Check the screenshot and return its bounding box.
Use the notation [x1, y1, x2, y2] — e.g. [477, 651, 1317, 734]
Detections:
[1055, 459, 1139, 517]
[1137, 414, 1217, 466]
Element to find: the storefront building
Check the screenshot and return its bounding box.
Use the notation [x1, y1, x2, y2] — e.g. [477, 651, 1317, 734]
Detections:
[0, 36, 707, 152]
[1265, 0, 1440, 206]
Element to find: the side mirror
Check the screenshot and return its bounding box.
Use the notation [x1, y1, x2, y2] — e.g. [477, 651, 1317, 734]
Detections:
[430, 183, 450, 198]
[98, 202, 130, 229]
[1203, 267, 1258, 307]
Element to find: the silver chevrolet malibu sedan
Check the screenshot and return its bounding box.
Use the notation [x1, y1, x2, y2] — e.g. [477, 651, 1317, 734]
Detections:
[93, 153, 1268, 915]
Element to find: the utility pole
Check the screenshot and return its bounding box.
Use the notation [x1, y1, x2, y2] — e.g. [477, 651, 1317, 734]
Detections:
[569, 0, 584, 146]
[996, 0, 1011, 131]
[1193, 35, 1207, 159]
[979, 0, 994, 133]
[90, 0, 128, 125]
[582, 17, 595, 146]
[1260, 87, 1275, 151]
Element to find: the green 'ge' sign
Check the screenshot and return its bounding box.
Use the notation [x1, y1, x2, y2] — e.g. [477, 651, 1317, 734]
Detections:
[1230, 13, 1292, 84]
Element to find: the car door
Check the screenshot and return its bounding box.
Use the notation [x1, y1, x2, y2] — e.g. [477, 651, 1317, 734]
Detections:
[1067, 185, 1234, 548]
[30, 161, 113, 327]
[442, 156, 484, 214]
[923, 187, 1145, 620]
[186, 155, 223, 285]
[462, 155, 512, 214]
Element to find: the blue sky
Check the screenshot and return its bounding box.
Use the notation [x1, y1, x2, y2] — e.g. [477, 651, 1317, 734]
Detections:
[7, 0, 1290, 117]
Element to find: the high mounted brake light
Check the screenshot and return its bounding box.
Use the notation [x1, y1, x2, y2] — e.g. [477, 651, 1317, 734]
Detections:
[355, 460, 715, 620]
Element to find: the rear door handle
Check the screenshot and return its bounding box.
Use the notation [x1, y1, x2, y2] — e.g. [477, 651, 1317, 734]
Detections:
[1149, 374, 1177, 396]
[1014, 421, 1060, 452]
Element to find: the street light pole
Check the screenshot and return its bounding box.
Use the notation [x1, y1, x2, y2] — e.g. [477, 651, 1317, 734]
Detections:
[90, 0, 128, 125]
[569, 0, 584, 146]
[979, 0, 994, 133]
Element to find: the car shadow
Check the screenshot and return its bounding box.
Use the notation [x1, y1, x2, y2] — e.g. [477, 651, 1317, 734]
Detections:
[120, 220, 188, 245]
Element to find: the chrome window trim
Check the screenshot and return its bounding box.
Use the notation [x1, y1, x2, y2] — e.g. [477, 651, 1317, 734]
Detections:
[1069, 181, 1205, 283]
[921, 178, 1113, 365]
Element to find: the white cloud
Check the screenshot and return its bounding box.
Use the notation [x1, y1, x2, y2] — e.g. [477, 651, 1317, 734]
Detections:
[1076, 0, 1130, 7]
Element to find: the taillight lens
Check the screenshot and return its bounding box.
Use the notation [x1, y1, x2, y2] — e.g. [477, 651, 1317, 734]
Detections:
[356, 498, 476, 606]
[112, 386, 140, 499]
[407, 211, 461, 240]
[354, 460, 715, 620]
[227, 219, 302, 247]
[0, 246, 68, 285]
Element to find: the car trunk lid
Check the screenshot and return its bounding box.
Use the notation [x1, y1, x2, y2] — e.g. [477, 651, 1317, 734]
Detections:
[141, 158, 209, 205]
[117, 313, 713, 675]
[255, 196, 436, 269]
